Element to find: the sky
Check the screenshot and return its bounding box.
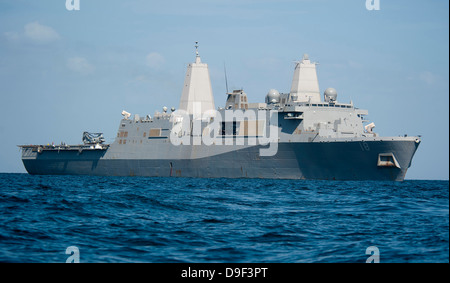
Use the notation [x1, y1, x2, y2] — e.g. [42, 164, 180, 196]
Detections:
[0, 0, 448, 180]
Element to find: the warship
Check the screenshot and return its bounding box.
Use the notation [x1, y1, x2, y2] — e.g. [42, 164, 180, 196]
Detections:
[19, 45, 420, 181]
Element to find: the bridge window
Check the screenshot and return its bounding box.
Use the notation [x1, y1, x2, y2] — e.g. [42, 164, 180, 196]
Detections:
[221, 121, 238, 136]
[149, 128, 161, 137]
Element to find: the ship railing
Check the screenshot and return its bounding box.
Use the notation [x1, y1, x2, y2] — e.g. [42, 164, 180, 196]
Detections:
[18, 144, 110, 152]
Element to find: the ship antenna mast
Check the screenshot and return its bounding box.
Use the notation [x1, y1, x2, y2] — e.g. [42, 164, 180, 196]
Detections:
[224, 62, 229, 94]
[195, 41, 199, 57]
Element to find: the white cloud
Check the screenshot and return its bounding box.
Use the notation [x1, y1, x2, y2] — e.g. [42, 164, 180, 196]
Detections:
[24, 22, 60, 44]
[4, 22, 60, 44]
[419, 71, 437, 85]
[4, 31, 20, 42]
[145, 52, 165, 69]
[67, 57, 95, 75]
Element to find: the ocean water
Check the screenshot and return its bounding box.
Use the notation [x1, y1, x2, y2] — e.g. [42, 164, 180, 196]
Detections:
[0, 173, 448, 263]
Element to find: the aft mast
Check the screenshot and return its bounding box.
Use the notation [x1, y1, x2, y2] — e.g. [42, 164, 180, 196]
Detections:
[290, 54, 321, 103]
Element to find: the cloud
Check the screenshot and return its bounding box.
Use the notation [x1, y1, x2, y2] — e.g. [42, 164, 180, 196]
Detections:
[4, 22, 60, 44]
[4, 31, 20, 42]
[67, 57, 95, 75]
[419, 71, 437, 85]
[145, 52, 165, 69]
[24, 22, 60, 44]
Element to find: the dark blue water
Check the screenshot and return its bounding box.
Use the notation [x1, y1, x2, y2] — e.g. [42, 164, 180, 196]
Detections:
[0, 173, 448, 263]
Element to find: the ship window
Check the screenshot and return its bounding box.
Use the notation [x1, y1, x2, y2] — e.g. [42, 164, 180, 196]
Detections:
[220, 122, 238, 136]
[312, 104, 318, 107]
[119, 140, 122, 144]
[124, 132, 128, 137]
[123, 140, 126, 144]
[221, 122, 226, 136]
[149, 128, 161, 137]
[143, 132, 147, 137]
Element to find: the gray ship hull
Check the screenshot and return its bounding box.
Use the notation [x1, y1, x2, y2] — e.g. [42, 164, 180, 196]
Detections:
[21, 139, 419, 181]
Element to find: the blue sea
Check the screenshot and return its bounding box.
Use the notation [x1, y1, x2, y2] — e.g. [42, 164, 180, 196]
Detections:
[0, 173, 448, 263]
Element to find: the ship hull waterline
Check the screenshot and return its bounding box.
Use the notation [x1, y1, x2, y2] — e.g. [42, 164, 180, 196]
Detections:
[21, 140, 420, 181]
